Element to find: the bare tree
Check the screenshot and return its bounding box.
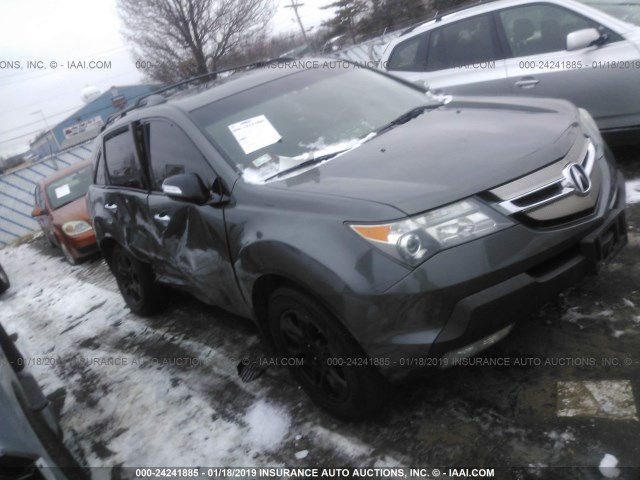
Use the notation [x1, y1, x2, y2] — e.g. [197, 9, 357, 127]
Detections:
[118, 0, 275, 83]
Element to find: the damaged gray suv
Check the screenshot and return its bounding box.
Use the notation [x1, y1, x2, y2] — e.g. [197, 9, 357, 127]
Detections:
[88, 60, 627, 419]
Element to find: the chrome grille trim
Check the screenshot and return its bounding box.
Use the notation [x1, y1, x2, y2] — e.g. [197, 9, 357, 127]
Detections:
[494, 141, 596, 216]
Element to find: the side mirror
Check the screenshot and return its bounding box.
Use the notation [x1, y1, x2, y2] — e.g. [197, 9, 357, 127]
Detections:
[31, 206, 47, 217]
[162, 173, 209, 204]
[412, 79, 430, 91]
[567, 28, 603, 51]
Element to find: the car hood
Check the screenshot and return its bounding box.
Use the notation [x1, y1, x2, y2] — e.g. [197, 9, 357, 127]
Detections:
[265, 97, 582, 216]
[51, 195, 91, 226]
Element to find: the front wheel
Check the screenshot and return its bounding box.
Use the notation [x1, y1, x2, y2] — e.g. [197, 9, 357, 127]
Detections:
[60, 242, 78, 266]
[110, 246, 164, 316]
[268, 286, 390, 420]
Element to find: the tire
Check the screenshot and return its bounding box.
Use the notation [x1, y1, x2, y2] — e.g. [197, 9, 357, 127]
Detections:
[0, 264, 9, 295]
[44, 230, 57, 248]
[268, 286, 390, 420]
[60, 242, 79, 266]
[110, 246, 164, 316]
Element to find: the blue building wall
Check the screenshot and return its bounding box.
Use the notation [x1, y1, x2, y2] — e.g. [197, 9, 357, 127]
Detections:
[51, 84, 159, 148]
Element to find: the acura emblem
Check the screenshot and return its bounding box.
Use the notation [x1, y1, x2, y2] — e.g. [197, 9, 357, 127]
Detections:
[564, 163, 591, 196]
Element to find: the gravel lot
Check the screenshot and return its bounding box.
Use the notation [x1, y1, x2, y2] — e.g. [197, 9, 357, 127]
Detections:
[1, 148, 639, 479]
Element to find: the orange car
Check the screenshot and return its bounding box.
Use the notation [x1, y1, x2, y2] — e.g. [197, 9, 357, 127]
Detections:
[31, 160, 98, 265]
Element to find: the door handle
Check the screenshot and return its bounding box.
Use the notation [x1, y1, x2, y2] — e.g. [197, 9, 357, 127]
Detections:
[515, 79, 540, 89]
[105, 203, 117, 212]
[154, 213, 171, 224]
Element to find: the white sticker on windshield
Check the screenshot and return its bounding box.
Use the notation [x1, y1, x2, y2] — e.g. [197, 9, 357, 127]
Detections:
[228, 115, 281, 155]
[54, 184, 70, 199]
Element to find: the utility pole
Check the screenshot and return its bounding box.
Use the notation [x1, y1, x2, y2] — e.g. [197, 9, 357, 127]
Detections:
[285, 0, 308, 43]
[31, 109, 59, 169]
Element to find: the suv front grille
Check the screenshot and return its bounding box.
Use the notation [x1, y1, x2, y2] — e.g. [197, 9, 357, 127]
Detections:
[488, 138, 601, 226]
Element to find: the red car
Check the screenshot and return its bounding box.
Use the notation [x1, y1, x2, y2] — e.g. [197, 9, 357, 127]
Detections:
[31, 160, 98, 265]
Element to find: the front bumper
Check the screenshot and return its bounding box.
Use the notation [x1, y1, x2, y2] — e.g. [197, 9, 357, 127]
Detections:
[61, 230, 99, 260]
[345, 172, 627, 383]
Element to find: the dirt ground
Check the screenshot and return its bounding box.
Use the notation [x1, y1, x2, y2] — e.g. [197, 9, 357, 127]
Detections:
[1, 148, 639, 480]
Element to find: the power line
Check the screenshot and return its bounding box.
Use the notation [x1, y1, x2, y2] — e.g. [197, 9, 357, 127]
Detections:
[0, 89, 155, 146]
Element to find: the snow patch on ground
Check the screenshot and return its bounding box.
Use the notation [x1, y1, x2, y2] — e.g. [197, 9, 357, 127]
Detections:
[244, 400, 291, 451]
[557, 381, 638, 421]
[627, 179, 640, 205]
[0, 242, 404, 470]
[547, 430, 576, 449]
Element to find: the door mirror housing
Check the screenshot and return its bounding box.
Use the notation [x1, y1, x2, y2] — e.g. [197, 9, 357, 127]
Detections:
[31, 206, 48, 217]
[567, 28, 604, 51]
[162, 173, 209, 204]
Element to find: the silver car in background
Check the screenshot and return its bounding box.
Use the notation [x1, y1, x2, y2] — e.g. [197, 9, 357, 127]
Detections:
[381, 0, 640, 144]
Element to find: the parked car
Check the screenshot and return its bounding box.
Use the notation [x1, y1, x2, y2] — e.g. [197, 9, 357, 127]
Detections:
[0, 322, 86, 479]
[381, 0, 640, 145]
[88, 60, 627, 419]
[0, 263, 9, 295]
[31, 160, 98, 265]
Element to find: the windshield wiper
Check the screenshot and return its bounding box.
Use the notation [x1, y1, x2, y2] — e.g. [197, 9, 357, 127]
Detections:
[264, 150, 349, 182]
[376, 104, 442, 136]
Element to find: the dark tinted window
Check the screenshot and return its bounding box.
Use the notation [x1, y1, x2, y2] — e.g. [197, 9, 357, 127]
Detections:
[144, 121, 213, 190]
[388, 34, 426, 71]
[427, 15, 499, 70]
[104, 129, 145, 189]
[499, 4, 617, 57]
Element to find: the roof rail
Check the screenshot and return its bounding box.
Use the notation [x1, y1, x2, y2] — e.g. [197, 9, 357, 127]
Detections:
[101, 57, 296, 132]
[400, 0, 503, 35]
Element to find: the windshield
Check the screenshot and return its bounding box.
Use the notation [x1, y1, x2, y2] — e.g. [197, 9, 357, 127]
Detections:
[45, 165, 93, 210]
[579, 0, 640, 25]
[190, 66, 441, 183]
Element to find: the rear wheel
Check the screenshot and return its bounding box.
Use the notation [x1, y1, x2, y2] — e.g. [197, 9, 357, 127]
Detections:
[268, 286, 390, 420]
[110, 246, 164, 316]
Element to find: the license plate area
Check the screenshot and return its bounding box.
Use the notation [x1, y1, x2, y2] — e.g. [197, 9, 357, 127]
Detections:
[580, 210, 628, 275]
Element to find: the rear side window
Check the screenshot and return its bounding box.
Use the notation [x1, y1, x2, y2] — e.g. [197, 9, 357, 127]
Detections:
[104, 129, 145, 189]
[427, 14, 500, 70]
[388, 34, 426, 71]
[143, 120, 214, 191]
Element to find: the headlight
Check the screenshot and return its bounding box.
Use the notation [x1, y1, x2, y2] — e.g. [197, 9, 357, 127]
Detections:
[62, 221, 93, 237]
[348, 199, 513, 267]
[578, 108, 605, 157]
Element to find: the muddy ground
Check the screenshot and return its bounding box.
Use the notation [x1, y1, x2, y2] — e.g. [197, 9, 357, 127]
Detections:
[1, 148, 639, 480]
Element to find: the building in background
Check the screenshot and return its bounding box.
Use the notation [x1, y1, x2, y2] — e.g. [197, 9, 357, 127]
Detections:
[28, 84, 160, 159]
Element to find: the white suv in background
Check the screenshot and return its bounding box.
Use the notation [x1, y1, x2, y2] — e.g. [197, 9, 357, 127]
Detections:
[380, 0, 640, 144]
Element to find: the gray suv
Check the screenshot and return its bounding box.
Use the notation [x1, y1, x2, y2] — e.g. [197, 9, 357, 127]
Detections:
[88, 60, 627, 419]
[381, 0, 640, 145]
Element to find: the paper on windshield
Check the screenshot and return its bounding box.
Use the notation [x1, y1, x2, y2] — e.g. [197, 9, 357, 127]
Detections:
[228, 115, 282, 155]
[55, 184, 71, 199]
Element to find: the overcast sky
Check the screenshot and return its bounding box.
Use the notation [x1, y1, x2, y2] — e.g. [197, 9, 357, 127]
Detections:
[0, 0, 335, 158]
